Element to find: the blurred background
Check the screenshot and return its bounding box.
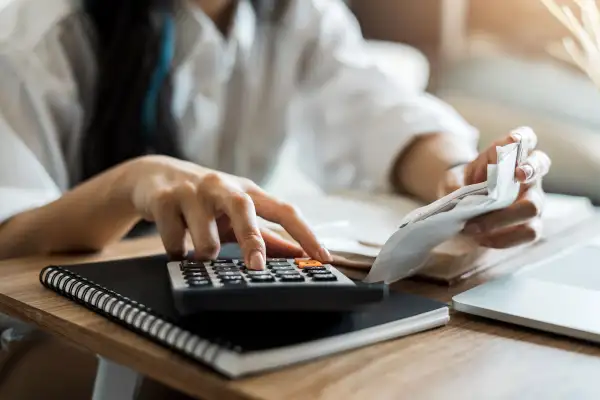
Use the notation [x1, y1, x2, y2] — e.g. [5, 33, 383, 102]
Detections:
[269, 0, 600, 204]
[352, 0, 580, 85]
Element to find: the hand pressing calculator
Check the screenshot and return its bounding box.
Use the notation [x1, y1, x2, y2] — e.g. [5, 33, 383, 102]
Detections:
[167, 258, 388, 315]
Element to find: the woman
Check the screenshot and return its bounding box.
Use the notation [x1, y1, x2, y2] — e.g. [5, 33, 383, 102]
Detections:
[0, 0, 550, 398]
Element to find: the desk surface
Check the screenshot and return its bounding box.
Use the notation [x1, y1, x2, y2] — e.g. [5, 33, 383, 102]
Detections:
[1, 219, 600, 400]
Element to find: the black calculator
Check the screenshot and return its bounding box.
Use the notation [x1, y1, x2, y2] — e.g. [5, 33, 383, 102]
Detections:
[167, 258, 388, 315]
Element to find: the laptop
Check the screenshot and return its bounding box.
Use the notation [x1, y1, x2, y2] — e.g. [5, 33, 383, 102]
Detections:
[452, 241, 600, 343]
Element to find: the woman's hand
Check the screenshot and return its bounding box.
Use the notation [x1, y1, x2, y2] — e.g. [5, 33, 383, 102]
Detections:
[437, 127, 552, 249]
[123, 155, 331, 270]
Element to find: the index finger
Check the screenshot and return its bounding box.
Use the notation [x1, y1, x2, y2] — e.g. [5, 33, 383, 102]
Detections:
[249, 189, 332, 263]
[205, 180, 267, 270]
[510, 126, 538, 154]
[222, 192, 267, 270]
[465, 127, 538, 184]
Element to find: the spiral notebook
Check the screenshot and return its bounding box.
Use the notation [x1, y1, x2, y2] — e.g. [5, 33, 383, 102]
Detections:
[38, 252, 449, 378]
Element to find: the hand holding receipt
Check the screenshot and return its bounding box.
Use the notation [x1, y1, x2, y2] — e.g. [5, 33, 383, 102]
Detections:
[365, 128, 548, 284]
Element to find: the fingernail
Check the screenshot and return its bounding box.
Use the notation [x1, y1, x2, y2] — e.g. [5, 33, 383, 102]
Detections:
[511, 126, 533, 141]
[519, 165, 534, 182]
[249, 251, 265, 270]
[463, 224, 481, 235]
[318, 246, 333, 263]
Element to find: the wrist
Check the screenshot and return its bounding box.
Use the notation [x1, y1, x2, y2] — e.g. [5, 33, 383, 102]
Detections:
[107, 159, 141, 216]
[119, 155, 180, 221]
[117, 156, 164, 214]
[394, 134, 476, 203]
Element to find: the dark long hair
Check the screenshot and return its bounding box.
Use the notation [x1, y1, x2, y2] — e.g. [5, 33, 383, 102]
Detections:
[80, 0, 286, 182]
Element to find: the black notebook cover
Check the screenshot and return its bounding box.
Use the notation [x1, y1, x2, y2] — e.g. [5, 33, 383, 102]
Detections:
[39, 247, 449, 377]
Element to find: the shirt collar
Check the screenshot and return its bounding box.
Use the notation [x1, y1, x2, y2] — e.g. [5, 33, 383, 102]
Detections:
[174, 0, 256, 71]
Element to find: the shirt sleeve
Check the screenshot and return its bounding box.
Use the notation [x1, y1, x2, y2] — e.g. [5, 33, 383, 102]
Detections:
[0, 51, 63, 224]
[290, 0, 479, 193]
[0, 0, 87, 225]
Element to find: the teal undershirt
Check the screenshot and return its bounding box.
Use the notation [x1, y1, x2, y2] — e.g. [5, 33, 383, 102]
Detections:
[142, 15, 175, 147]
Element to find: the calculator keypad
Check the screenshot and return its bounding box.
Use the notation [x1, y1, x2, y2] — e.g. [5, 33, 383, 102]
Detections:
[167, 256, 391, 315]
[173, 258, 351, 290]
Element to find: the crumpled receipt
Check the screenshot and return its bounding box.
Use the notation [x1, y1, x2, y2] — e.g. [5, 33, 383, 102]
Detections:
[364, 141, 525, 284]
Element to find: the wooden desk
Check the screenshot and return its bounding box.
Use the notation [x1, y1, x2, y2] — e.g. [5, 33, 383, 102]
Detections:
[1, 219, 600, 399]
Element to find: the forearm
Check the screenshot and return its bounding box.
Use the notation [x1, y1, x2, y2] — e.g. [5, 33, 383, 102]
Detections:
[0, 162, 139, 260]
[393, 133, 477, 203]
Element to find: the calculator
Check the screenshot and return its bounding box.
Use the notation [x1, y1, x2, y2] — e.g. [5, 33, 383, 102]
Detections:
[167, 258, 388, 315]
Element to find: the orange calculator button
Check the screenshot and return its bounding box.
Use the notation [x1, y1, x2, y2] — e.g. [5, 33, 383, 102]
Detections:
[294, 258, 310, 264]
[298, 260, 322, 268]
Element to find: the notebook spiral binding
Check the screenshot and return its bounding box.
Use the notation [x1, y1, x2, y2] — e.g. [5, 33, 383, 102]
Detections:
[39, 266, 228, 365]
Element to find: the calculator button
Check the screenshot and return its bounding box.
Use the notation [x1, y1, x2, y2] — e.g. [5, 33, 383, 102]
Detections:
[182, 265, 206, 270]
[187, 279, 212, 287]
[294, 258, 310, 264]
[302, 267, 328, 274]
[212, 262, 236, 268]
[185, 275, 210, 281]
[186, 275, 211, 282]
[219, 275, 244, 281]
[183, 271, 208, 277]
[211, 266, 239, 272]
[267, 261, 291, 267]
[275, 270, 300, 276]
[267, 258, 288, 262]
[246, 270, 271, 276]
[217, 271, 242, 277]
[182, 267, 207, 272]
[180, 261, 202, 270]
[222, 279, 246, 286]
[250, 275, 276, 283]
[298, 260, 322, 268]
[279, 275, 305, 282]
[312, 273, 337, 281]
[182, 268, 208, 275]
[183, 266, 207, 271]
[270, 266, 295, 272]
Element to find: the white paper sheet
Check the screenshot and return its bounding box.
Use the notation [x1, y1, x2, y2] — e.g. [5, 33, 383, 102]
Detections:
[364, 142, 523, 284]
[261, 193, 421, 247]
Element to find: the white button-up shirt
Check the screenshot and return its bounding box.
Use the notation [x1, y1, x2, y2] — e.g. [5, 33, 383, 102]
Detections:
[0, 0, 478, 223]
